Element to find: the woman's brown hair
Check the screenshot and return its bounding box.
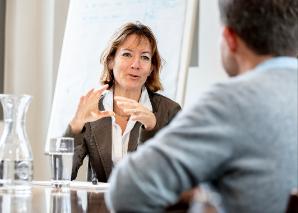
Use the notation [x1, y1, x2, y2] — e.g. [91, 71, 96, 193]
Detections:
[100, 22, 163, 92]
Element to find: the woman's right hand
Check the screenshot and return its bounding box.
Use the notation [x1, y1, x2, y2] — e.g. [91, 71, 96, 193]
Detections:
[70, 84, 114, 134]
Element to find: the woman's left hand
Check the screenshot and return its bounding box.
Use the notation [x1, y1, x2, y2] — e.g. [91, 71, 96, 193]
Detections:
[114, 96, 156, 130]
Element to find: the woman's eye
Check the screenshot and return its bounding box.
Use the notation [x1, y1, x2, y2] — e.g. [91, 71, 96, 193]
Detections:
[141, 55, 151, 61]
[122, 52, 132, 57]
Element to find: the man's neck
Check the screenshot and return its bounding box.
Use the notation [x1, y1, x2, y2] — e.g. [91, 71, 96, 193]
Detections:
[235, 40, 273, 75]
[238, 54, 272, 75]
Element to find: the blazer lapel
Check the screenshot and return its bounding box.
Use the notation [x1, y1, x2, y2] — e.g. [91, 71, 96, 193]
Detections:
[90, 117, 112, 179]
[127, 92, 158, 151]
[148, 90, 159, 114]
[128, 121, 142, 151]
[89, 92, 155, 177]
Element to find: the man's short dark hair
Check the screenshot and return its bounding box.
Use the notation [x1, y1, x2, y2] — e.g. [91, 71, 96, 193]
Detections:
[218, 0, 298, 56]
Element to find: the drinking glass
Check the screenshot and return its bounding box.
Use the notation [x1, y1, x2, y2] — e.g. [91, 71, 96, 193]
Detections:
[49, 187, 71, 212]
[48, 137, 74, 188]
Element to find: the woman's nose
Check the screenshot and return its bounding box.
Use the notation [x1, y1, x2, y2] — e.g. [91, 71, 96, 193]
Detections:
[131, 57, 140, 69]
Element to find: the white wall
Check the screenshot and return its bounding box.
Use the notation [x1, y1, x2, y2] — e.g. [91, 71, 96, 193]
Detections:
[53, 0, 70, 89]
[185, 0, 227, 107]
[4, 0, 73, 180]
[3, 0, 88, 181]
[4, 0, 55, 180]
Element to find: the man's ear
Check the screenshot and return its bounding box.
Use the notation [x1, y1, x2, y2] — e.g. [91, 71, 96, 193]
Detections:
[223, 27, 237, 52]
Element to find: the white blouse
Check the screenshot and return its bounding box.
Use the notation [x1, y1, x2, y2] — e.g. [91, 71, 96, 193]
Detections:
[102, 87, 153, 165]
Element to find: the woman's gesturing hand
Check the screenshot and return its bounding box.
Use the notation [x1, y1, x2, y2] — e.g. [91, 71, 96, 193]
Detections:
[114, 96, 156, 130]
[70, 84, 114, 134]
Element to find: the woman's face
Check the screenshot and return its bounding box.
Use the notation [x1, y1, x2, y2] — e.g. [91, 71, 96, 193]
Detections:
[109, 34, 153, 92]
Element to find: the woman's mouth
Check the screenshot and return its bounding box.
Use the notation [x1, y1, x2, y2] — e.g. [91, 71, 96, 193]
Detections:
[128, 74, 140, 79]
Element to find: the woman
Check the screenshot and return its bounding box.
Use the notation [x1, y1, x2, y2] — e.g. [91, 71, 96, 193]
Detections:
[65, 22, 181, 182]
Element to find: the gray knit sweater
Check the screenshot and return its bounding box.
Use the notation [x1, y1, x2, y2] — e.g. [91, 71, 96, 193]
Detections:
[106, 57, 298, 213]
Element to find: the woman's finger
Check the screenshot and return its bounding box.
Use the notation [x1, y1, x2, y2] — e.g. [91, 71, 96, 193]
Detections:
[91, 110, 114, 119]
[95, 84, 109, 95]
[85, 88, 94, 98]
[123, 108, 140, 114]
[100, 110, 115, 117]
[116, 101, 138, 110]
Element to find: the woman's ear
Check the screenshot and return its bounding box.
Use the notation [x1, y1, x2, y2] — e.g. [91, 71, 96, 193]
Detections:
[108, 59, 114, 70]
[148, 67, 153, 76]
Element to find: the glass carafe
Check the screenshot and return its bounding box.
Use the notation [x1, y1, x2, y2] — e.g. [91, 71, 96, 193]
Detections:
[0, 94, 33, 191]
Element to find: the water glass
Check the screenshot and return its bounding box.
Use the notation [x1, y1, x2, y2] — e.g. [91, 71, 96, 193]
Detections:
[0, 191, 32, 212]
[48, 137, 74, 188]
[49, 188, 71, 212]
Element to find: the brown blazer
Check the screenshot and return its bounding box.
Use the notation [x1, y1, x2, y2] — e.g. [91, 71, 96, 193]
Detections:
[65, 90, 181, 182]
